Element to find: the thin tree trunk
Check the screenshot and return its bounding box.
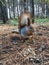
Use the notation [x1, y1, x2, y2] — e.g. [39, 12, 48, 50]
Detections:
[31, 0, 34, 23]
[46, 4, 49, 17]
[8, 0, 11, 19]
[24, 0, 26, 11]
[0, 1, 2, 20]
[38, 3, 39, 18]
[13, 0, 15, 18]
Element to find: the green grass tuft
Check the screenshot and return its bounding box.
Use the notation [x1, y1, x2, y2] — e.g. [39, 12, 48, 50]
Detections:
[35, 18, 49, 23]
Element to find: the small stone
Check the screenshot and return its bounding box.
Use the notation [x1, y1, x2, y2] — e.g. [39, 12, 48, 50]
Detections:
[29, 57, 42, 64]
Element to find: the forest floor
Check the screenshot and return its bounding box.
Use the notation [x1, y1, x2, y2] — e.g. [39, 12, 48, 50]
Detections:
[0, 22, 49, 65]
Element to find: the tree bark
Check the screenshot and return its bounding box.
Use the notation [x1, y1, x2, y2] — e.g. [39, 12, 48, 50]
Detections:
[0, 1, 8, 23]
[13, 0, 15, 18]
[24, 0, 27, 11]
[31, 0, 34, 23]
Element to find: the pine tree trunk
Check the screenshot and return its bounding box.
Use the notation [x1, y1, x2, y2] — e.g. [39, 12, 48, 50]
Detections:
[0, 1, 8, 23]
[24, 0, 26, 11]
[31, 0, 34, 23]
[13, 0, 15, 18]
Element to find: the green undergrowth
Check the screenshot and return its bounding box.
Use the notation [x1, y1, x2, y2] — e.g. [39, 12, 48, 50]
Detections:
[35, 18, 49, 23]
[8, 18, 19, 25]
[0, 18, 49, 26]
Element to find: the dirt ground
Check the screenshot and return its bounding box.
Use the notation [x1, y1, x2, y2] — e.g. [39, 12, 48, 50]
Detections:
[0, 23, 49, 65]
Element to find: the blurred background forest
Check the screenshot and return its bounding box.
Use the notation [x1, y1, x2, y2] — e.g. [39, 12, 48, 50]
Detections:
[0, 0, 49, 25]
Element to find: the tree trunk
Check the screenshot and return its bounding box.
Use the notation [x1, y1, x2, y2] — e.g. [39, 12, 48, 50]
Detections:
[13, 0, 15, 18]
[8, 0, 11, 19]
[0, 1, 2, 20]
[46, 3, 49, 17]
[0, 1, 8, 23]
[24, 0, 26, 11]
[31, 0, 34, 23]
[38, 3, 39, 18]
